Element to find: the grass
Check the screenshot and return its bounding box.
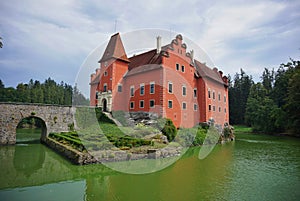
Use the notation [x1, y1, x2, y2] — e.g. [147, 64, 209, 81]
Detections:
[233, 125, 252, 133]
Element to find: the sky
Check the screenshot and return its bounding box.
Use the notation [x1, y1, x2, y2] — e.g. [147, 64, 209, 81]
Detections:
[0, 0, 299, 97]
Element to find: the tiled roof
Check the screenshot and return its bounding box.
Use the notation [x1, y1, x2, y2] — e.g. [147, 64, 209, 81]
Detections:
[98, 33, 130, 63]
[125, 64, 162, 77]
[128, 49, 162, 70]
[194, 60, 225, 85]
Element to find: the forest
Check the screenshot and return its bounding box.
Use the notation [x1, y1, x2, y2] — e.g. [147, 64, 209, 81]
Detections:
[229, 59, 300, 135]
[0, 78, 89, 106]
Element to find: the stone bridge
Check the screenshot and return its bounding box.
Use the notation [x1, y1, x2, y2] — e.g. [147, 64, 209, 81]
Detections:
[0, 102, 76, 144]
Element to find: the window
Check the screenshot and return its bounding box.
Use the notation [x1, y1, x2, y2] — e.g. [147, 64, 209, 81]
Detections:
[208, 89, 211, 98]
[213, 91, 215, 99]
[224, 95, 226, 103]
[182, 85, 186, 96]
[104, 71, 108, 76]
[130, 101, 134, 109]
[193, 88, 197, 98]
[181, 65, 185, 72]
[103, 83, 107, 92]
[95, 92, 98, 99]
[118, 84, 122, 92]
[130, 86, 134, 97]
[213, 106, 216, 111]
[219, 107, 221, 112]
[194, 104, 198, 111]
[104, 62, 108, 67]
[168, 100, 173, 108]
[140, 100, 144, 108]
[209, 105, 211, 111]
[150, 100, 155, 108]
[150, 82, 155, 94]
[168, 82, 173, 93]
[140, 84, 145, 95]
[176, 63, 180, 71]
[224, 108, 227, 113]
[182, 102, 187, 110]
[218, 93, 221, 101]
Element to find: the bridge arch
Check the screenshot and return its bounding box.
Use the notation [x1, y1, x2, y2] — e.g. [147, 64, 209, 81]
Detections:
[16, 116, 47, 143]
[0, 103, 75, 144]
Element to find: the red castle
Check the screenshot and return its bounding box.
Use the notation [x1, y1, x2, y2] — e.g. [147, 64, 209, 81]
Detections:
[90, 33, 229, 128]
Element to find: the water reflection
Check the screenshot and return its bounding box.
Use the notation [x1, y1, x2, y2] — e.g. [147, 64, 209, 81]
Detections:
[1, 133, 299, 201]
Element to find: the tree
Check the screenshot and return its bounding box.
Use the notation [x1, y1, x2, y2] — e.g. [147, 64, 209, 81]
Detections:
[261, 68, 275, 94]
[245, 83, 279, 133]
[229, 69, 254, 125]
[0, 79, 4, 88]
[285, 64, 300, 134]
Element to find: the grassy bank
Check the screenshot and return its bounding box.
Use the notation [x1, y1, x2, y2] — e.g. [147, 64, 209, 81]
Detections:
[233, 125, 252, 134]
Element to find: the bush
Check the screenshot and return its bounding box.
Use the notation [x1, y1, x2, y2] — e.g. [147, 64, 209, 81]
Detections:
[193, 128, 207, 146]
[162, 118, 177, 142]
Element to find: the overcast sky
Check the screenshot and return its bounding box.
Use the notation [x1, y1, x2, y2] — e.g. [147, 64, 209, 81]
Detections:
[1, 0, 299, 96]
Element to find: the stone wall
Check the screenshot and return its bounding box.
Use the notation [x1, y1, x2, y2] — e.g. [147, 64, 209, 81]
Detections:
[0, 103, 75, 144]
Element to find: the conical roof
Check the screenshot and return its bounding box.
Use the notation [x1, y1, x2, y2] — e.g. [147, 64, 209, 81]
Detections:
[98, 33, 130, 63]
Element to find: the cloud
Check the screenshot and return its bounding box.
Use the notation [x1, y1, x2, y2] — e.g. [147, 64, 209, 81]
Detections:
[0, 0, 299, 92]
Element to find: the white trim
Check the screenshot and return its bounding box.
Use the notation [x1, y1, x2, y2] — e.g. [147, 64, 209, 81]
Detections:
[182, 85, 187, 96]
[130, 101, 134, 109]
[150, 81, 155, 94]
[168, 100, 173, 108]
[149, 99, 155, 108]
[193, 88, 197, 98]
[168, 81, 173, 94]
[140, 83, 145, 96]
[139, 100, 144, 108]
[182, 102, 187, 110]
[130, 85, 134, 97]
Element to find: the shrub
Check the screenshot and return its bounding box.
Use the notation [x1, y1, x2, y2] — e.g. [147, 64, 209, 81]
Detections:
[162, 118, 177, 142]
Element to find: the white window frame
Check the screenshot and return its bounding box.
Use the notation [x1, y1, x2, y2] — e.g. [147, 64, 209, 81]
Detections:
[103, 83, 107, 92]
[208, 89, 211, 99]
[168, 81, 173, 94]
[176, 63, 180, 71]
[140, 83, 145, 95]
[181, 65, 185, 72]
[117, 84, 122, 92]
[182, 85, 187, 96]
[149, 99, 155, 108]
[139, 100, 144, 108]
[194, 104, 198, 111]
[150, 81, 155, 94]
[182, 102, 187, 110]
[193, 88, 197, 98]
[130, 101, 134, 109]
[168, 100, 173, 108]
[130, 86, 134, 97]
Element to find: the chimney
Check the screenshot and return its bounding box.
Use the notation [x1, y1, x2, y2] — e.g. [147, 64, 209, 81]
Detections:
[156, 36, 161, 54]
[190, 50, 194, 60]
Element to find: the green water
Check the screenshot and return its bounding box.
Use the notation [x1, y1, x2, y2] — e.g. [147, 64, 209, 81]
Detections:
[0, 130, 299, 201]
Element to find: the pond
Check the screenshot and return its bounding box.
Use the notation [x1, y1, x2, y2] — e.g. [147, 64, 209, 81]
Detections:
[0, 129, 299, 201]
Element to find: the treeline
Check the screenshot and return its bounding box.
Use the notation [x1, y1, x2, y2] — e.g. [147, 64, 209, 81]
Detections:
[229, 59, 300, 135]
[0, 78, 89, 106]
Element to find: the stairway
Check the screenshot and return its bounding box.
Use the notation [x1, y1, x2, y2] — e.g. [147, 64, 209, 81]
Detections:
[102, 112, 123, 127]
